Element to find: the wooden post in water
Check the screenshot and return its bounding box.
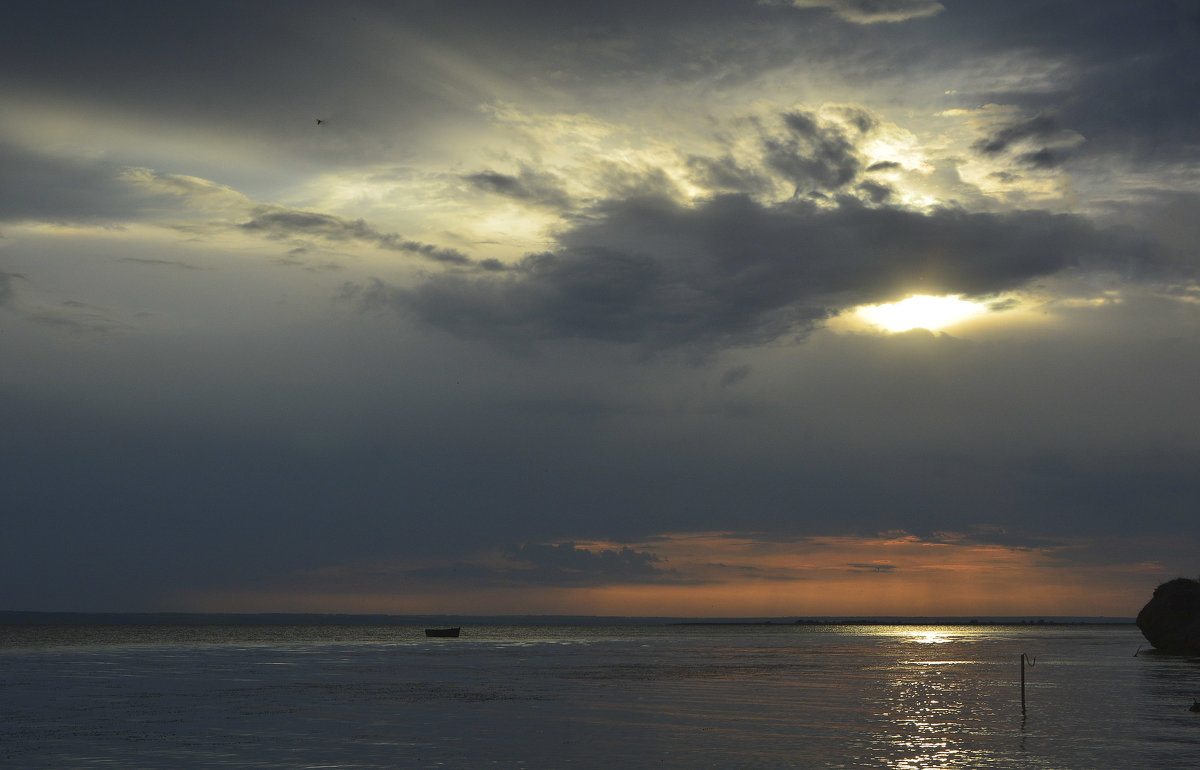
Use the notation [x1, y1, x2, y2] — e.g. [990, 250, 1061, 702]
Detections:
[1021, 653, 1026, 713]
[1020, 653, 1035, 714]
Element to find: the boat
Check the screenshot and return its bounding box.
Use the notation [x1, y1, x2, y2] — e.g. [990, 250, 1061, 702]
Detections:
[425, 627, 461, 638]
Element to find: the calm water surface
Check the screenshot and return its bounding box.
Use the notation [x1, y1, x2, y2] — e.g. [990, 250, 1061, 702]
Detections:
[2, 623, 1198, 768]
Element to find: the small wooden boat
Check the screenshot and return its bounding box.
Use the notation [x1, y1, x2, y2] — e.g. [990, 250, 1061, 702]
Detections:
[425, 627, 461, 638]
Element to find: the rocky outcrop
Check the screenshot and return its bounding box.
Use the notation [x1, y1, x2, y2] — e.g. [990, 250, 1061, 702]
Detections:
[1137, 577, 1200, 654]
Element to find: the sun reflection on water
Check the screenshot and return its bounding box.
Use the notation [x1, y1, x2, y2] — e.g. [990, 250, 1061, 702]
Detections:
[859, 625, 1016, 769]
[912, 630, 952, 644]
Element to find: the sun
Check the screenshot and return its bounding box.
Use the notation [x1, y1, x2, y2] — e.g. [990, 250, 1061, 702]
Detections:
[855, 294, 986, 333]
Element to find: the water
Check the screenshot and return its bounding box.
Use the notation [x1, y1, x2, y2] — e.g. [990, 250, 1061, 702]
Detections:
[2, 622, 1198, 768]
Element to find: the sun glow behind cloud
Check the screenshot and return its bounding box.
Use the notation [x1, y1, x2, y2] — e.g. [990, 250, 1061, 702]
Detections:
[855, 294, 988, 332]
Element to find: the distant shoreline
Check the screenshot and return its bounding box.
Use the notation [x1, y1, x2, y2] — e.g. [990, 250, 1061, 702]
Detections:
[0, 611, 1135, 627]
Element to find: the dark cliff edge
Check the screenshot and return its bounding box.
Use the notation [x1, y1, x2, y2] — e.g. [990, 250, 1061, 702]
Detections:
[1137, 577, 1200, 654]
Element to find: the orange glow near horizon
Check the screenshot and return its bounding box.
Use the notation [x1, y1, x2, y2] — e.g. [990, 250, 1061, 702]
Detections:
[175, 531, 1160, 618]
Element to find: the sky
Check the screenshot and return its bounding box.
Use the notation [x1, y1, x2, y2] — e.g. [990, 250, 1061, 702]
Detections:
[3, 0, 1199, 618]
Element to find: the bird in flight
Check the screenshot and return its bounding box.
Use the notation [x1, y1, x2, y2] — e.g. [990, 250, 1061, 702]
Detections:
[315, 118, 325, 126]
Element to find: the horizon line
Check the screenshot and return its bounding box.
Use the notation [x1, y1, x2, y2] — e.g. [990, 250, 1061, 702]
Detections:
[0, 610, 1136, 626]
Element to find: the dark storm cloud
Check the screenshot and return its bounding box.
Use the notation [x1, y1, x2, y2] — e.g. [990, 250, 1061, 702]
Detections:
[938, 1, 1200, 166]
[856, 180, 894, 204]
[350, 193, 1168, 354]
[764, 110, 863, 195]
[686, 155, 773, 196]
[239, 207, 476, 267]
[5, 1, 1194, 175]
[1017, 148, 1071, 170]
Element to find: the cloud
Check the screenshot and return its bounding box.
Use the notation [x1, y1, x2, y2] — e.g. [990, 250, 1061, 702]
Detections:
[238, 206, 478, 267]
[464, 166, 573, 209]
[938, 2, 1200, 169]
[763, 110, 864, 195]
[502, 542, 681, 585]
[6, 0, 1200, 617]
[396, 542, 683, 588]
[0, 142, 151, 224]
[973, 114, 1060, 155]
[347, 192, 1169, 355]
[27, 300, 131, 336]
[686, 154, 773, 196]
[856, 179, 894, 203]
[118, 168, 250, 212]
[0, 146, 487, 271]
[971, 113, 1084, 169]
[787, 0, 944, 24]
[847, 562, 897, 572]
[0, 148, 249, 226]
[720, 364, 752, 387]
[119, 258, 202, 271]
[1017, 148, 1069, 170]
[0, 271, 20, 306]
